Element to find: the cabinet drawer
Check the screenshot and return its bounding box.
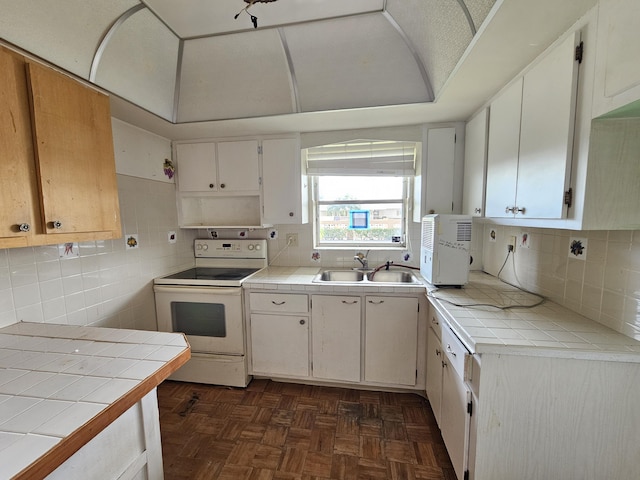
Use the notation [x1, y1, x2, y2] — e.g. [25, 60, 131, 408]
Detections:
[441, 325, 471, 381]
[428, 303, 445, 341]
[250, 293, 308, 313]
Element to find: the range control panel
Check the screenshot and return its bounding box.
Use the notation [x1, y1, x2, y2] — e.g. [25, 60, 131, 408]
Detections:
[194, 239, 267, 259]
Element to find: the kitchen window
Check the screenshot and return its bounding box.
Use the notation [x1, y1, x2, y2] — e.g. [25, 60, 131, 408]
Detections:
[305, 140, 418, 249]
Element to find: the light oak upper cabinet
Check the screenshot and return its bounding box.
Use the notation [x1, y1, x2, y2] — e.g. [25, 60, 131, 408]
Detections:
[0, 47, 39, 247]
[27, 62, 121, 236]
[262, 137, 309, 225]
[485, 32, 580, 219]
[591, 0, 640, 117]
[0, 47, 121, 248]
[462, 108, 489, 217]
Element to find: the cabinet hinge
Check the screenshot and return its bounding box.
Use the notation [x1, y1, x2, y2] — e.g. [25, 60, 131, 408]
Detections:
[454, 133, 457, 143]
[257, 145, 263, 155]
[464, 470, 470, 480]
[575, 41, 584, 63]
[417, 303, 420, 313]
[564, 187, 573, 208]
[467, 400, 473, 416]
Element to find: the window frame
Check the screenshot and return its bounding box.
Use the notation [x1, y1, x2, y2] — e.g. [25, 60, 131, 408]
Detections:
[311, 175, 412, 250]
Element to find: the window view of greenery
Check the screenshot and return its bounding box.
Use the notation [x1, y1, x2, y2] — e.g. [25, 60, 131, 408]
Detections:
[315, 176, 406, 246]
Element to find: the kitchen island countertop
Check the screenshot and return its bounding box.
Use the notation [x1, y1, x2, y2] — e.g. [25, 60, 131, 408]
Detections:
[0, 322, 190, 479]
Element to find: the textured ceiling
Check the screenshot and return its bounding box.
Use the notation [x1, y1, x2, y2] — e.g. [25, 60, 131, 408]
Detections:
[0, 0, 497, 124]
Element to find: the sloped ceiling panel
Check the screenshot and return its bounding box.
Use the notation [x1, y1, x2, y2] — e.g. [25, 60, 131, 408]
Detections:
[284, 14, 430, 113]
[94, 8, 179, 121]
[465, 0, 499, 32]
[0, 0, 137, 78]
[386, 0, 484, 96]
[177, 29, 294, 122]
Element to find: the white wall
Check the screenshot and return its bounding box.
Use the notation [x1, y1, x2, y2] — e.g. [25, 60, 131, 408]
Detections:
[0, 121, 197, 330]
[481, 224, 640, 339]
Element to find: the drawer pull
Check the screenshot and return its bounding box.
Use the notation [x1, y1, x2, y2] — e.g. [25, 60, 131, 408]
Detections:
[446, 344, 457, 357]
[368, 300, 384, 305]
[271, 301, 286, 305]
[341, 300, 358, 305]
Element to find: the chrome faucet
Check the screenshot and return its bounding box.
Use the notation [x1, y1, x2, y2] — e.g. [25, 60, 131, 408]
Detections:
[354, 251, 369, 269]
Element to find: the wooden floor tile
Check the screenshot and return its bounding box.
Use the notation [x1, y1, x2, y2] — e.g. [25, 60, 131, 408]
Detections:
[157, 380, 455, 480]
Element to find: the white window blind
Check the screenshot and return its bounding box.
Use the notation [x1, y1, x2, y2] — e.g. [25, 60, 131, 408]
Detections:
[304, 139, 417, 176]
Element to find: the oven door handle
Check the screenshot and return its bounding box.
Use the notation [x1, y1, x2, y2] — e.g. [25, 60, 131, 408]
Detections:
[153, 285, 242, 296]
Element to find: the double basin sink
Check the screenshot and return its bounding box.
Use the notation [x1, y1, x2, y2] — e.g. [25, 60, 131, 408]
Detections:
[313, 269, 421, 285]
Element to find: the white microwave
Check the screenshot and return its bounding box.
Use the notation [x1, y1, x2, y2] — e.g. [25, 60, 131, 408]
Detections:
[420, 214, 472, 286]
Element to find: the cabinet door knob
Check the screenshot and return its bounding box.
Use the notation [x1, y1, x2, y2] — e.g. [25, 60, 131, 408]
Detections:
[505, 206, 515, 214]
[431, 317, 439, 325]
[209, 183, 215, 189]
[474, 208, 481, 214]
[220, 183, 226, 189]
[299, 319, 306, 325]
[289, 212, 294, 217]
[446, 344, 457, 357]
[515, 207, 526, 214]
[435, 348, 441, 357]
[51, 220, 63, 229]
[18, 223, 31, 232]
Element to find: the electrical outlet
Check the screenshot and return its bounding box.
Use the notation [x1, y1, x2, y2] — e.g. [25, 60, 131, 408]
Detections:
[286, 233, 298, 247]
[508, 235, 517, 252]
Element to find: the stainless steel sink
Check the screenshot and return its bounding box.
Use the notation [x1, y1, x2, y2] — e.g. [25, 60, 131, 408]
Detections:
[366, 271, 417, 283]
[316, 270, 365, 282]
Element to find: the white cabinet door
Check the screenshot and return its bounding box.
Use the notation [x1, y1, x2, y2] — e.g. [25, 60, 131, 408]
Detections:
[516, 31, 579, 219]
[311, 295, 361, 382]
[441, 355, 471, 480]
[592, 0, 640, 117]
[217, 140, 260, 193]
[425, 127, 456, 214]
[426, 325, 443, 427]
[250, 313, 309, 377]
[175, 142, 217, 192]
[462, 108, 489, 217]
[364, 296, 418, 386]
[485, 78, 522, 218]
[262, 137, 308, 225]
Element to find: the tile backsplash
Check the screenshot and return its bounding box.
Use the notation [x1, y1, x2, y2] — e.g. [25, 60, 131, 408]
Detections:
[481, 223, 640, 340]
[0, 175, 197, 330]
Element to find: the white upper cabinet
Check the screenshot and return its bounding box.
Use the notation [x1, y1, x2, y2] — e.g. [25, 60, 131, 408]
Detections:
[592, 0, 640, 118]
[462, 108, 488, 217]
[175, 142, 217, 192]
[262, 137, 309, 225]
[485, 32, 580, 219]
[216, 140, 260, 193]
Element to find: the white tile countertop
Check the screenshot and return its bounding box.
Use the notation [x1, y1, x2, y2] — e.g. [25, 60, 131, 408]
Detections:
[0, 322, 190, 480]
[428, 272, 640, 362]
[243, 265, 429, 294]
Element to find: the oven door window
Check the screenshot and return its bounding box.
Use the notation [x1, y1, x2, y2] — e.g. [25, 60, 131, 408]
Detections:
[171, 301, 227, 338]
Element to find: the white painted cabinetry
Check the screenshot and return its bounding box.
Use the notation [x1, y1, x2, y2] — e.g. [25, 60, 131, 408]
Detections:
[262, 137, 309, 225]
[462, 108, 488, 217]
[485, 31, 580, 219]
[249, 293, 310, 378]
[311, 295, 361, 382]
[591, 0, 640, 117]
[364, 296, 419, 386]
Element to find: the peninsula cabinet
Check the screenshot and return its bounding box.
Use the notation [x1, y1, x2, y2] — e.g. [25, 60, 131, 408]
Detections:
[0, 46, 121, 248]
[485, 31, 580, 220]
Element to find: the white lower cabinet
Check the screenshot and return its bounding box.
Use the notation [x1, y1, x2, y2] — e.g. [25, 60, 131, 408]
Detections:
[426, 321, 443, 426]
[311, 295, 361, 382]
[364, 296, 419, 386]
[249, 293, 310, 378]
[248, 290, 423, 389]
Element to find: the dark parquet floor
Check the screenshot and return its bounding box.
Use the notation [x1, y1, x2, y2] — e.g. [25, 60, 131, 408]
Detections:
[157, 379, 456, 480]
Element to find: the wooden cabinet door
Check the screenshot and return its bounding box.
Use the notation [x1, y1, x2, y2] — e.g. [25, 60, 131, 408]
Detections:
[311, 295, 361, 382]
[516, 31, 579, 219]
[364, 296, 418, 386]
[426, 325, 443, 427]
[27, 62, 120, 235]
[0, 47, 39, 244]
[176, 142, 217, 192]
[485, 77, 522, 218]
[250, 313, 309, 377]
[462, 108, 488, 217]
[262, 138, 308, 225]
[217, 140, 260, 192]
